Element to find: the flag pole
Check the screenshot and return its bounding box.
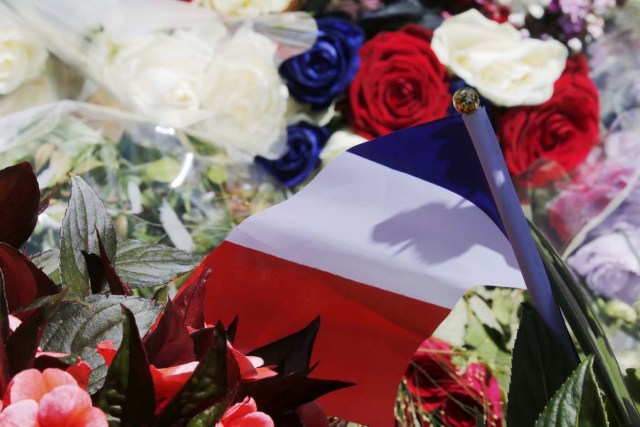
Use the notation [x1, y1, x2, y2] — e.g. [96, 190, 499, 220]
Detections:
[453, 87, 576, 356]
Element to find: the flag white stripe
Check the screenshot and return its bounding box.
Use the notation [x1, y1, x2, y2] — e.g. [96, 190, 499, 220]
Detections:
[228, 152, 525, 309]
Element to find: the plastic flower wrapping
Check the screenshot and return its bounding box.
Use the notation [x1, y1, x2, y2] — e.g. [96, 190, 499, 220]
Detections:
[1, 0, 640, 425]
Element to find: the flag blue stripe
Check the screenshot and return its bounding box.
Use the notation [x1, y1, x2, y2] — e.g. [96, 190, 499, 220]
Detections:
[348, 115, 506, 235]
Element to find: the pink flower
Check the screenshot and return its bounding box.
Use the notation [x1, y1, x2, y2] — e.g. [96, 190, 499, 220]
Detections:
[0, 369, 107, 427]
[216, 397, 273, 427]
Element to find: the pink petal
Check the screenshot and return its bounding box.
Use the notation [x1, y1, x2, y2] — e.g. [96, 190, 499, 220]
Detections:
[6, 369, 48, 404]
[8, 315, 22, 333]
[37, 385, 93, 425]
[0, 399, 39, 427]
[74, 407, 108, 427]
[225, 412, 274, 427]
[41, 369, 78, 391]
[219, 398, 258, 423]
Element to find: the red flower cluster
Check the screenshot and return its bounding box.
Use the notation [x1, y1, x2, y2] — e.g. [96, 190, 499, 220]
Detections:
[346, 25, 450, 139]
[494, 54, 600, 188]
[403, 338, 503, 427]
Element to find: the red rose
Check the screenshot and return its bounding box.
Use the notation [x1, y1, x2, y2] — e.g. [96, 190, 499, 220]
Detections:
[494, 54, 600, 187]
[403, 338, 458, 412]
[346, 25, 450, 139]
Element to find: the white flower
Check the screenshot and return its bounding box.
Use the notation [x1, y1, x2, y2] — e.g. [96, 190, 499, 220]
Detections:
[104, 30, 219, 127]
[195, 0, 291, 17]
[320, 129, 367, 164]
[431, 9, 568, 107]
[0, 18, 48, 95]
[0, 74, 57, 116]
[197, 27, 289, 158]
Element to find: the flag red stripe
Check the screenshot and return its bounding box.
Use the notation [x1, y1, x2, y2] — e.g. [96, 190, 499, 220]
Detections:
[200, 241, 450, 426]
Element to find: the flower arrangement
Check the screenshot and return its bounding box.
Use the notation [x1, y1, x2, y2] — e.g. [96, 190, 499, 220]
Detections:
[1, 0, 640, 425]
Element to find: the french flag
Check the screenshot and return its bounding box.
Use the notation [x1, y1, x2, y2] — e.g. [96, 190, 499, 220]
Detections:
[187, 111, 553, 425]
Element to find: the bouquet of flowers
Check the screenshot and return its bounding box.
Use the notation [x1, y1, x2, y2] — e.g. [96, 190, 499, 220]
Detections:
[2, 0, 640, 424]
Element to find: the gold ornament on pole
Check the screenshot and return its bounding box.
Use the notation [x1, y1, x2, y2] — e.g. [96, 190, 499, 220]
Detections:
[452, 87, 480, 114]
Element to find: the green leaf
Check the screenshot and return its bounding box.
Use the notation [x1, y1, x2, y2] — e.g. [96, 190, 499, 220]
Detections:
[530, 222, 640, 425]
[31, 249, 62, 285]
[60, 176, 117, 296]
[96, 306, 155, 426]
[535, 357, 608, 427]
[142, 157, 182, 183]
[157, 323, 239, 427]
[115, 239, 201, 288]
[185, 405, 226, 427]
[39, 295, 162, 393]
[626, 369, 640, 412]
[507, 304, 577, 427]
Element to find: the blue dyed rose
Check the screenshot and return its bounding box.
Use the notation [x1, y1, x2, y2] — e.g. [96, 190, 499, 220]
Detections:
[255, 122, 330, 187]
[279, 17, 364, 110]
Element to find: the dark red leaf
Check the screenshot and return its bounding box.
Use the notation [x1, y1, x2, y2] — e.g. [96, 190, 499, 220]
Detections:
[226, 316, 238, 344]
[82, 251, 106, 294]
[33, 353, 79, 371]
[0, 243, 58, 312]
[143, 298, 195, 368]
[190, 327, 215, 361]
[0, 162, 40, 248]
[249, 317, 320, 375]
[6, 308, 45, 376]
[240, 374, 353, 418]
[173, 267, 211, 330]
[0, 318, 10, 396]
[97, 230, 131, 296]
[6, 292, 65, 376]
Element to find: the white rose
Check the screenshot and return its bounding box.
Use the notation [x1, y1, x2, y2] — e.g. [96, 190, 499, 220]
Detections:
[320, 129, 368, 165]
[104, 30, 220, 127]
[195, 0, 291, 17]
[0, 73, 57, 116]
[0, 19, 48, 95]
[197, 27, 289, 158]
[431, 9, 568, 107]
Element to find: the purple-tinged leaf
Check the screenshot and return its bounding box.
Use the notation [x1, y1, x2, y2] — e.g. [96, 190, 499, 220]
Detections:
[156, 322, 240, 427]
[95, 305, 156, 425]
[173, 267, 211, 330]
[0, 162, 40, 248]
[143, 298, 195, 368]
[60, 176, 116, 296]
[0, 243, 58, 313]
